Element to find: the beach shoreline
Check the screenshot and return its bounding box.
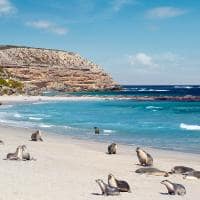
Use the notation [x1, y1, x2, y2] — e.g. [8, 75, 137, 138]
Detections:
[0, 95, 200, 155]
[0, 95, 112, 104]
[0, 94, 200, 105]
[0, 123, 199, 199]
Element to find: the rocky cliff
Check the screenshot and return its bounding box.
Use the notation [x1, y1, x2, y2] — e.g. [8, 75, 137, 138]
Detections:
[0, 45, 119, 95]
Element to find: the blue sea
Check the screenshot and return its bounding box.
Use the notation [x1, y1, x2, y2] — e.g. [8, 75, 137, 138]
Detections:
[0, 85, 200, 153]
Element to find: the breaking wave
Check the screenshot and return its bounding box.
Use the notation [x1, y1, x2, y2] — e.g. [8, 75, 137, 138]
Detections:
[180, 123, 200, 131]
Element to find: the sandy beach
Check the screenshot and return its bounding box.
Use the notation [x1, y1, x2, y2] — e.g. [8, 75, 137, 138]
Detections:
[0, 124, 199, 200]
[0, 95, 112, 104]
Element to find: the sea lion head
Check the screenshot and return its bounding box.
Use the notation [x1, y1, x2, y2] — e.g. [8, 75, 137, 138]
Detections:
[164, 172, 169, 177]
[108, 173, 117, 187]
[21, 145, 27, 151]
[136, 147, 140, 152]
[112, 143, 117, 148]
[108, 173, 115, 180]
[95, 179, 101, 183]
[161, 180, 170, 185]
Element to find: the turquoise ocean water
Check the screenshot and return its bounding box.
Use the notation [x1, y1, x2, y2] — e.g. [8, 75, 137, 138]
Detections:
[0, 85, 200, 153]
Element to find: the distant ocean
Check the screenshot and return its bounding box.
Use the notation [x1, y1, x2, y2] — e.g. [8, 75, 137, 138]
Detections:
[0, 85, 200, 153]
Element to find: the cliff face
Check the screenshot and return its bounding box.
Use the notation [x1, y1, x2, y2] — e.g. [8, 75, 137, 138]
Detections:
[0, 45, 119, 95]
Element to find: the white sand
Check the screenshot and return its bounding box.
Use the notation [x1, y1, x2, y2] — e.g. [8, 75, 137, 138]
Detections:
[0, 95, 114, 104]
[0, 124, 199, 200]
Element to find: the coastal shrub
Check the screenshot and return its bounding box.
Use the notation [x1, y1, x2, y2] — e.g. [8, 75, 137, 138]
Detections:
[0, 78, 8, 86]
[7, 79, 23, 89]
[0, 78, 23, 88]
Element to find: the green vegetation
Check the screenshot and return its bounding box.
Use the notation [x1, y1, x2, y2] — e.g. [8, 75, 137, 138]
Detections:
[0, 67, 24, 95]
[0, 78, 23, 89]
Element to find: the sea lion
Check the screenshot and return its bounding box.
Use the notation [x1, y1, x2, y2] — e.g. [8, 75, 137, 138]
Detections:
[6, 145, 24, 160]
[22, 152, 36, 161]
[170, 166, 194, 174]
[94, 127, 100, 134]
[108, 174, 131, 192]
[161, 180, 186, 196]
[135, 167, 169, 177]
[183, 171, 200, 180]
[21, 145, 36, 161]
[136, 147, 153, 166]
[95, 179, 120, 196]
[31, 130, 43, 141]
[108, 143, 117, 154]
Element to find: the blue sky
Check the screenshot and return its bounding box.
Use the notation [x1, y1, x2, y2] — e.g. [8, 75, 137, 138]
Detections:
[0, 0, 199, 84]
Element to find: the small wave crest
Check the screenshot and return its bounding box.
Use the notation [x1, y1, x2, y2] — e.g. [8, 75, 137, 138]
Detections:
[39, 123, 54, 128]
[180, 123, 200, 131]
[138, 89, 169, 92]
[174, 86, 193, 89]
[29, 117, 42, 121]
[14, 113, 22, 118]
[103, 129, 115, 133]
[146, 106, 162, 110]
[32, 101, 49, 105]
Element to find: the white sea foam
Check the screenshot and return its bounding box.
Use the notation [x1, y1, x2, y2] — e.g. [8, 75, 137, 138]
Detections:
[138, 89, 169, 92]
[103, 129, 115, 133]
[102, 133, 110, 136]
[0, 118, 36, 128]
[174, 86, 193, 89]
[0, 105, 13, 109]
[32, 101, 49, 105]
[29, 117, 42, 121]
[39, 123, 54, 128]
[146, 106, 162, 110]
[14, 113, 22, 118]
[180, 123, 200, 131]
[63, 125, 74, 129]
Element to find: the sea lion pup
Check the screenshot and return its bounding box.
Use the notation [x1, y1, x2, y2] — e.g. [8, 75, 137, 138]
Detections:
[170, 166, 194, 174]
[108, 174, 131, 192]
[136, 147, 153, 166]
[6, 145, 24, 160]
[94, 127, 100, 134]
[95, 179, 120, 196]
[161, 180, 186, 196]
[183, 171, 200, 180]
[108, 143, 117, 154]
[31, 130, 43, 141]
[135, 167, 169, 177]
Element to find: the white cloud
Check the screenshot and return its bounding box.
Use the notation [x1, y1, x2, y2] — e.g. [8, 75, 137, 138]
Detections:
[146, 6, 187, 19]
[128, 52, 183, 71]
[26, 20, 68, 35]
[112, 0, 135, 12]
[129, 53, 156, 67]
[0, 0, 16, 15]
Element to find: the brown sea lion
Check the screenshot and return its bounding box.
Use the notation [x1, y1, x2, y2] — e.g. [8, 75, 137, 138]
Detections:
[135, 167, 169, 177]
[108, 143, 117, 154]
[136, 147, 153, 166]
[108, 174, 131, 192]
[95, 179, 120, 196]
[183, 171, 200, 180]
[94, 127, 100, 134]
[6, 145, 25, 160]
[170, 166, 194, 174]
[21, 145, 36, 161]
[161, 180, 186, 196]
[31, 130, 43, 141]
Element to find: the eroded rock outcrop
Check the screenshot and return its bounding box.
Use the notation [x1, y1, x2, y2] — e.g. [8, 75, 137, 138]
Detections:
[0, 45, 119, 95]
